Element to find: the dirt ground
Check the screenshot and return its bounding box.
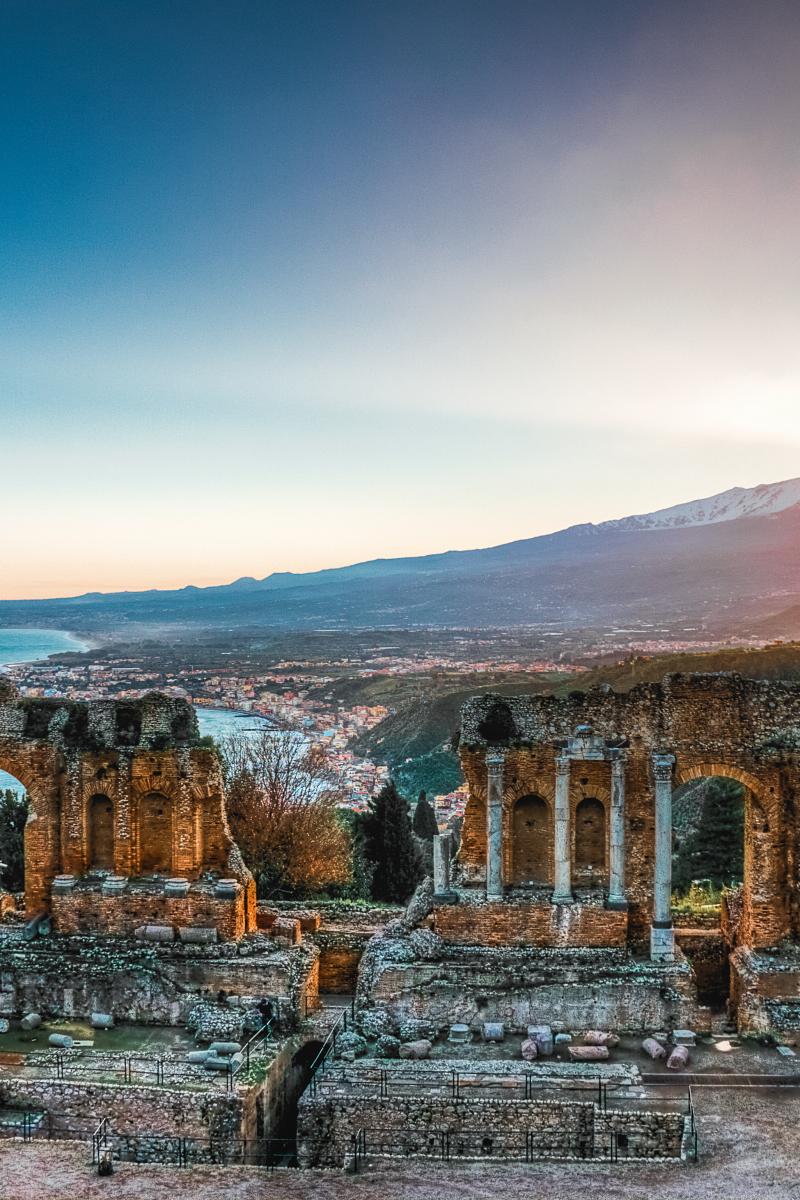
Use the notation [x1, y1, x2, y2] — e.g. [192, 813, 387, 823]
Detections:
[2, 1086, 799, 1200]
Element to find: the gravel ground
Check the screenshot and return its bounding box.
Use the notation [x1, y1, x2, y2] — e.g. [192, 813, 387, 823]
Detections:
[3, 1086, 800, 1200]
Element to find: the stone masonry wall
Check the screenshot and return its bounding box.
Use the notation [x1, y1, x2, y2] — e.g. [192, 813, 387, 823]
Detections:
[298, 1092, 684, 1167]
[459, 675, 800, 950]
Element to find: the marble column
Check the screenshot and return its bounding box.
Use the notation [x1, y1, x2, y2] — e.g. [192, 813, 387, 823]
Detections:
[433, 832, 453, 898]
[552, 752, 573, 903]
[650, 752, 676, 961]
[486, 752, 505, 898]
[608, 751, 627, 910]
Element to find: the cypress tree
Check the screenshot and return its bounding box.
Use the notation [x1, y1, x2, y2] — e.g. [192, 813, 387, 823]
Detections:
[412, 790, 439, 840]
[0, 788, 28, 893]
[363, 780, 423, 903]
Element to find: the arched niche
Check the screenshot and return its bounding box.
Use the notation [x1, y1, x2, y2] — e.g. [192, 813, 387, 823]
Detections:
[138, 791, 173, 874]
[574, 796, 606, 873]
[512, 794, 552, 885]
[87, 793, 114, 871]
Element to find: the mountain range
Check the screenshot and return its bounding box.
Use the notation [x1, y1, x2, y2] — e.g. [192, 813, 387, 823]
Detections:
[3, 477, 800, 635]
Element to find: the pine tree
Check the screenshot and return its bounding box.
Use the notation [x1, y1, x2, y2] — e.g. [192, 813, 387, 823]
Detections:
[363, 780, 423, 903]
[412, 791, 439, 840]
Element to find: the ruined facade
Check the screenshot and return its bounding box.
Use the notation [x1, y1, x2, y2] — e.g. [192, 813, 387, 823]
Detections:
[451, 674, 800, 958]
[358, 674, 800, 1037]
[0, 692, 255, 938]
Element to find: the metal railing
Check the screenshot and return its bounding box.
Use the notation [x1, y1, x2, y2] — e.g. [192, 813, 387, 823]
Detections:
[20, 1019, 274, 1095]
[341, 1127, 647, 1166]
[306, 1008, 350, 1097]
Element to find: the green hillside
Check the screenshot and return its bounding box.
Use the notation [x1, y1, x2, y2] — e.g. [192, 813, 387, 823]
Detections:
[356, 643, 800, 798]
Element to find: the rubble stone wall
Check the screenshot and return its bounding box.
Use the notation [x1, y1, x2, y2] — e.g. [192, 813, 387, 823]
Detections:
[297, 1092, 684, 1167]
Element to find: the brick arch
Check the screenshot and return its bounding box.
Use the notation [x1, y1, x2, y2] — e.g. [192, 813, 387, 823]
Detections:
[675, 760, 766, 800]
[0, 740, 64, 914]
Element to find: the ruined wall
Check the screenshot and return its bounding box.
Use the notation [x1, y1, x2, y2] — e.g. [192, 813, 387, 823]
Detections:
[431, 897, 627, 948]
[358, 936, 701, 1035]
[51, 886, 249, 942]
[0, 693, 254, 935]
[459, 675, 800, 950]
[0, 1075, 243, 1140]
[298, 1091, 684, 1167]
[0, 934, 318, 1028]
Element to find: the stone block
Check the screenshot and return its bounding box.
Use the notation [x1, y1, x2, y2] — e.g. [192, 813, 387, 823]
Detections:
[642, 1037, 667, 1060]
[164, 878, 190, 898]
[672, 1029, 696, 1046]
[568, 1044, 609, 1061]
[482, 1022, 505, 1042]
[398, 1038, 432, 1060]
[527, 1025, 553, 1055]
[101, 876, 128, 895]
[177, 926, 218, 945]
[583, 1031, 619, 1047]
[666, 1044, 689, 1070]
[135, 924, 175, 942]
[51, 875, 76, 894]
[521, 1037, 538, 1061]
[448, 1023, 471, 1044]
[48, 1033, 74, 1048]
[214, 879, 240, 900]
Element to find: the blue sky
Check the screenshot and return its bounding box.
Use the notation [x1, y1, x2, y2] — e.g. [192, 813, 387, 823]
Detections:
[2, 1, 800, 598]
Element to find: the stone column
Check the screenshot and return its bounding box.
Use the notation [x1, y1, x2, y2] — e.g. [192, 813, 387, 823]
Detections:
[651, 752, 676, 961]
[608, 751, 627, 910]
[433, 832, 453, 898]
[552, 752, 573, 904]
[486, 752, 505, 898]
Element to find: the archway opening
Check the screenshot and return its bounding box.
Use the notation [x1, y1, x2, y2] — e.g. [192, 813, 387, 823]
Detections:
[87, 793, 114, 871]
[0, 767, 28, 895]
[672, 775, 746, 1011]
[139, 792, 173, 873]
[512, 794, 552, 886]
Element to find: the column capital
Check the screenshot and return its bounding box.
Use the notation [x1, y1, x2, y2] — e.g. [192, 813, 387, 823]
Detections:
[609, 748, 626, 773]
[651, 752, 676, 782]
[486, 751, 505, 774]
[555, 752, 571, 776]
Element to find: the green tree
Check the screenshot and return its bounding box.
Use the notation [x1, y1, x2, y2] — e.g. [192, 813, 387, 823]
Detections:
[673, 777, 744, 892]
[363, 780, 423, 903]
[0, 788, 28, 893]
[412, 790, 439, 840]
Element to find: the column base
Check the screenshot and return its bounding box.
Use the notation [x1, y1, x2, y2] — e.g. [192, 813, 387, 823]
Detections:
[433, 891, 459, 906]
[606, 895, 628, 912]
[551, 891, 574, 905]
[650, 923, 675, 962]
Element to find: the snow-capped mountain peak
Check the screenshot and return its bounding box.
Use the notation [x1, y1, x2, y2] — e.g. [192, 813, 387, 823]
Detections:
[598, 477, 800, 532]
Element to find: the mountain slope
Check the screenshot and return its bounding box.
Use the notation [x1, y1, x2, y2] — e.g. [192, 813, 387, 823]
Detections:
[2, 478, 799, 633]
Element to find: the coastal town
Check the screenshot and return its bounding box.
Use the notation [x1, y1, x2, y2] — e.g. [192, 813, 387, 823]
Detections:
[0, 646, 476, 821]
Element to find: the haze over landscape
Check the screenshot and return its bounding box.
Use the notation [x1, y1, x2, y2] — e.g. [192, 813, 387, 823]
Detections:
[3, 0, 800, 599]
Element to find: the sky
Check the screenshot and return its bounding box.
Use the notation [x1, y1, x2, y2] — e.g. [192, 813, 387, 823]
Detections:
[2, 0, 800, 599]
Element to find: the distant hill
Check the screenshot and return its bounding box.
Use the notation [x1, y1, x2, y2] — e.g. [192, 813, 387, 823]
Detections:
[2, 476, 799, 633]
[361, 642, 800, 797]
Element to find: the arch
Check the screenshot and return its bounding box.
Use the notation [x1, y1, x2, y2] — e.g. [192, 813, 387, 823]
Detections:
[574, 796, 606, 872]
[138, 791, 173, 873]
[512, 794, 552, 885]
[87, 793, 114, 871]
[675, 760, 765, 800]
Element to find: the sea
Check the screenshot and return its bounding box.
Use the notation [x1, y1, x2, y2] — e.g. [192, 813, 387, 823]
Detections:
[0, 628, 272, 794]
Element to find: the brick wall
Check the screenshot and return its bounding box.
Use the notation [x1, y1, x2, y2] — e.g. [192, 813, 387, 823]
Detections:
[431, 898, 627, 948]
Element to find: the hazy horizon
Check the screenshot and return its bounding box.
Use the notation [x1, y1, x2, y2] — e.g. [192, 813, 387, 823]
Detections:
[3, 1, 800, 599]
